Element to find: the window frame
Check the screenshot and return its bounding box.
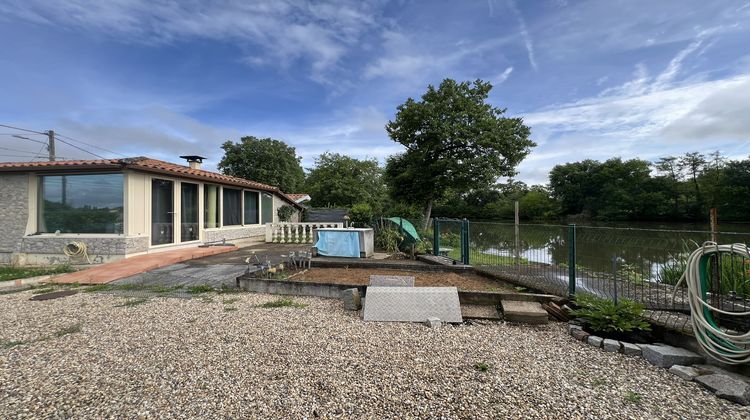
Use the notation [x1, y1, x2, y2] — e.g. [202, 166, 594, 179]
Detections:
[37, 171, 125, 235]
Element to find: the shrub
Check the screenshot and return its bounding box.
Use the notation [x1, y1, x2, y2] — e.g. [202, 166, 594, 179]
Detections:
[277, 205, 296, 222]
[376, 227, 404, 253]
[348, 203, 374, 227]
[571, 294, 651, 334]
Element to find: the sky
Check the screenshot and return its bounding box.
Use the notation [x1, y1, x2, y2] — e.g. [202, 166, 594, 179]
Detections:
[1, 0, 749, 186]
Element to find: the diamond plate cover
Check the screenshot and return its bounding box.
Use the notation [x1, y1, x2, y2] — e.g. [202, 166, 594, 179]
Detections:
[369, 275, 415, 287]
[363, 287, 463, 323]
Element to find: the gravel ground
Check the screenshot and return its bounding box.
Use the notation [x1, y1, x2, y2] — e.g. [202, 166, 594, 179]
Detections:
[1, 290, 748, 419]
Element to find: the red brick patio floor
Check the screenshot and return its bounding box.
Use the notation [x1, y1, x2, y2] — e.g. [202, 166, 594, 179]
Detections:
[50, 246, 238, 285]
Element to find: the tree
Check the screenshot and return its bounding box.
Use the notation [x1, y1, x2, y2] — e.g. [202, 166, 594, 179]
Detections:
[218, 136, 305, 193]
[678, 151, 707, 217]
[385, 79, 535, 228]
[305, 152, 386, 208]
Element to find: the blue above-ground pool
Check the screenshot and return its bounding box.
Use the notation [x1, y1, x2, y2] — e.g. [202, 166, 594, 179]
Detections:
[314, 230, 361, 258]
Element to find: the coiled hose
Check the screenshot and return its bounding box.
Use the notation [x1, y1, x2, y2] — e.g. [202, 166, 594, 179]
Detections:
[63, 241, 92, 264]
[672, 242, 750, 365]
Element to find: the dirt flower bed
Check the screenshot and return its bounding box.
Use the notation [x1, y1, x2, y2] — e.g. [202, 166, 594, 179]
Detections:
[289, 268, 516, 292]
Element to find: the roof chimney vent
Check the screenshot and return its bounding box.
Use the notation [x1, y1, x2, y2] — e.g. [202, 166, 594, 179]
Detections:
[180, 155, 206, 170]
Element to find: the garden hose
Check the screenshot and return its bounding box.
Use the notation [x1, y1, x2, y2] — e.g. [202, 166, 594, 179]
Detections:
[672, 242, 750, 365]
[63, 241, 92, 264]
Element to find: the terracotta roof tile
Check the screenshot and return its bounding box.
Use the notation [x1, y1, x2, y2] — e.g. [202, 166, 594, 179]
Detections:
[0, 157, 302, 208]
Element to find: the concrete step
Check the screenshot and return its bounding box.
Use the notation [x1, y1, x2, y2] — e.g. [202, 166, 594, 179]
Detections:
[501, 300, 549, 324]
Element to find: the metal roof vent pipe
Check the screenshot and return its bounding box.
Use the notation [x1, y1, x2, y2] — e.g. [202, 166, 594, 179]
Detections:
[180, 155, 206, 170]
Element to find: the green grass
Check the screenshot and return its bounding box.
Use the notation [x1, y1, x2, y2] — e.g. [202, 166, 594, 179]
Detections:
[0, 265, 75, 282]
[256, 298, 307, 309]
[30, 286, 56, 295]
[473, 362, 490, 372]
[187, 284, 214, 294]
[448, 248, 530, 265]
[54, 324, 82, 338]
[116, 297, 149, 308]
[83, 284, 112, 293]
[1, 339, 27, 349]
[624, 391, 642, 404]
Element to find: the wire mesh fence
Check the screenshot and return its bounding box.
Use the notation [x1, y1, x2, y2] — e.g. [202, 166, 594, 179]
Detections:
[462, 221, 750, 331]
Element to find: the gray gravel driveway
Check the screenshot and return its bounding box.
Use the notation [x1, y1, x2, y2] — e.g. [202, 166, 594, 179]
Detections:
[1, 290, 748, 418]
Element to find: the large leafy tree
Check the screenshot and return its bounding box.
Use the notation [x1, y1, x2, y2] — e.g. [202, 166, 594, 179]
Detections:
[305, 152, 386, 208]
[385, 79, 535, 227]
[218, 136, 305, 193]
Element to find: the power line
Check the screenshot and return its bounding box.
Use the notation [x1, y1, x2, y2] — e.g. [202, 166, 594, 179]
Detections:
[55, 133, 126, 157]
[54, 137, 106, 159]
[0, 123, 47, 136]
[5, 134, 48, 146]
[0, 146, 44, 155]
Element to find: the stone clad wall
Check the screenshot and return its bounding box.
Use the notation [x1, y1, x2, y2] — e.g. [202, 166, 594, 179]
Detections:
[0, 174, 29, 255]
[204, 225, 265, 243]
[17, 236, 150, 265]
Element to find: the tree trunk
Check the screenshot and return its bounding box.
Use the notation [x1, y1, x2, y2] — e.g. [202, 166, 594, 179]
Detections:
[423, 199, 433, 231]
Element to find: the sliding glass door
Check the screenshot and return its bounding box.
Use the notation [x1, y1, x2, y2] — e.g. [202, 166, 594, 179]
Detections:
[151, 179, 174, 245]
[181, 183, 199, 242]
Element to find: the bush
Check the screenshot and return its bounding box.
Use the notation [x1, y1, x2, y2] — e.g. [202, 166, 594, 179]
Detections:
[348, 203, 374, 227]
[277, 205, 296, 222]
[570, 294, 651, 334]
[376, 227, 404, 253]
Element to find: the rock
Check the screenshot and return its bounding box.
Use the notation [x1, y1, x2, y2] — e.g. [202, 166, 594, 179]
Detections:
[640, 344, 704, 368]
[692, 364, 750, 382]
[695, 374, 750, 406]
[602, 339, 621, 353]
[669, 365, 700, 381]
[620, 342, 642, 357]
[568, 323, 582, 333]
[571, 329, 590, 342]
[340, 288, 361, 311]
[587, 336, 603, 348]
[425, 317, 442, 329]
[501, 300, 548, 325]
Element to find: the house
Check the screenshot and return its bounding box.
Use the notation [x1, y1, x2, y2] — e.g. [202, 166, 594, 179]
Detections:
[287, 193, 311, 205]
[0, 156, 303, 265]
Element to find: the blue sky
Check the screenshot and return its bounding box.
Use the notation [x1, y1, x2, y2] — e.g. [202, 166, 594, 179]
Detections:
[1, 0, 749, 186]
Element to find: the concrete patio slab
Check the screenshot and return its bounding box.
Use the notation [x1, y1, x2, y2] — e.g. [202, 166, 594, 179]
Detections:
[50, 246, 237, 285]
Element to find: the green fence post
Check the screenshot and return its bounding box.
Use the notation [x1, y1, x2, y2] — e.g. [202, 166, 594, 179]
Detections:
[463, 219, 470, 265]
[568, 224, 577, 297]
[433, 218, 440, 256]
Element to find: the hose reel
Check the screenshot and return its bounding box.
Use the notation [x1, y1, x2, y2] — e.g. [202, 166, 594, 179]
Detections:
[63, 241, 92, 265]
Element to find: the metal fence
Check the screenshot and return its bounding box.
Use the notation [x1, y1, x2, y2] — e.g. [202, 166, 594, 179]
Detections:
[436, 219, 750, 331]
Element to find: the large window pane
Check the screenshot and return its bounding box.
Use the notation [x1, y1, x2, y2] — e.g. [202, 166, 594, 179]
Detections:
[204, 184, 220, 228]
[261, 193, 274, 224]
[151, 179, 174, 245]
[39, 173, 124, 234]
[181, 183, 198, 242]
[223, 188, 241, 226]
[243, 191, 259, 225]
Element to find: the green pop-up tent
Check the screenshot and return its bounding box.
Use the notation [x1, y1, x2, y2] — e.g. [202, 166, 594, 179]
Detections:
[384, 217, 421, 250]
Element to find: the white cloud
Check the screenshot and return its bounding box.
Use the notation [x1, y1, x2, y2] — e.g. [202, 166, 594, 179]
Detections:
[506, 0, 538, 71]
[0, 0, 385, 83]
[493, 67, 514, 84]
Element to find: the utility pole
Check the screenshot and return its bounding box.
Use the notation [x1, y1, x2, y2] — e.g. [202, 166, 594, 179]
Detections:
[47, 130, 56, 161]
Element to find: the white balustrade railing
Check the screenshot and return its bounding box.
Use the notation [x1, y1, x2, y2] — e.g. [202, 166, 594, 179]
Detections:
[265, 222, 343, 243]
